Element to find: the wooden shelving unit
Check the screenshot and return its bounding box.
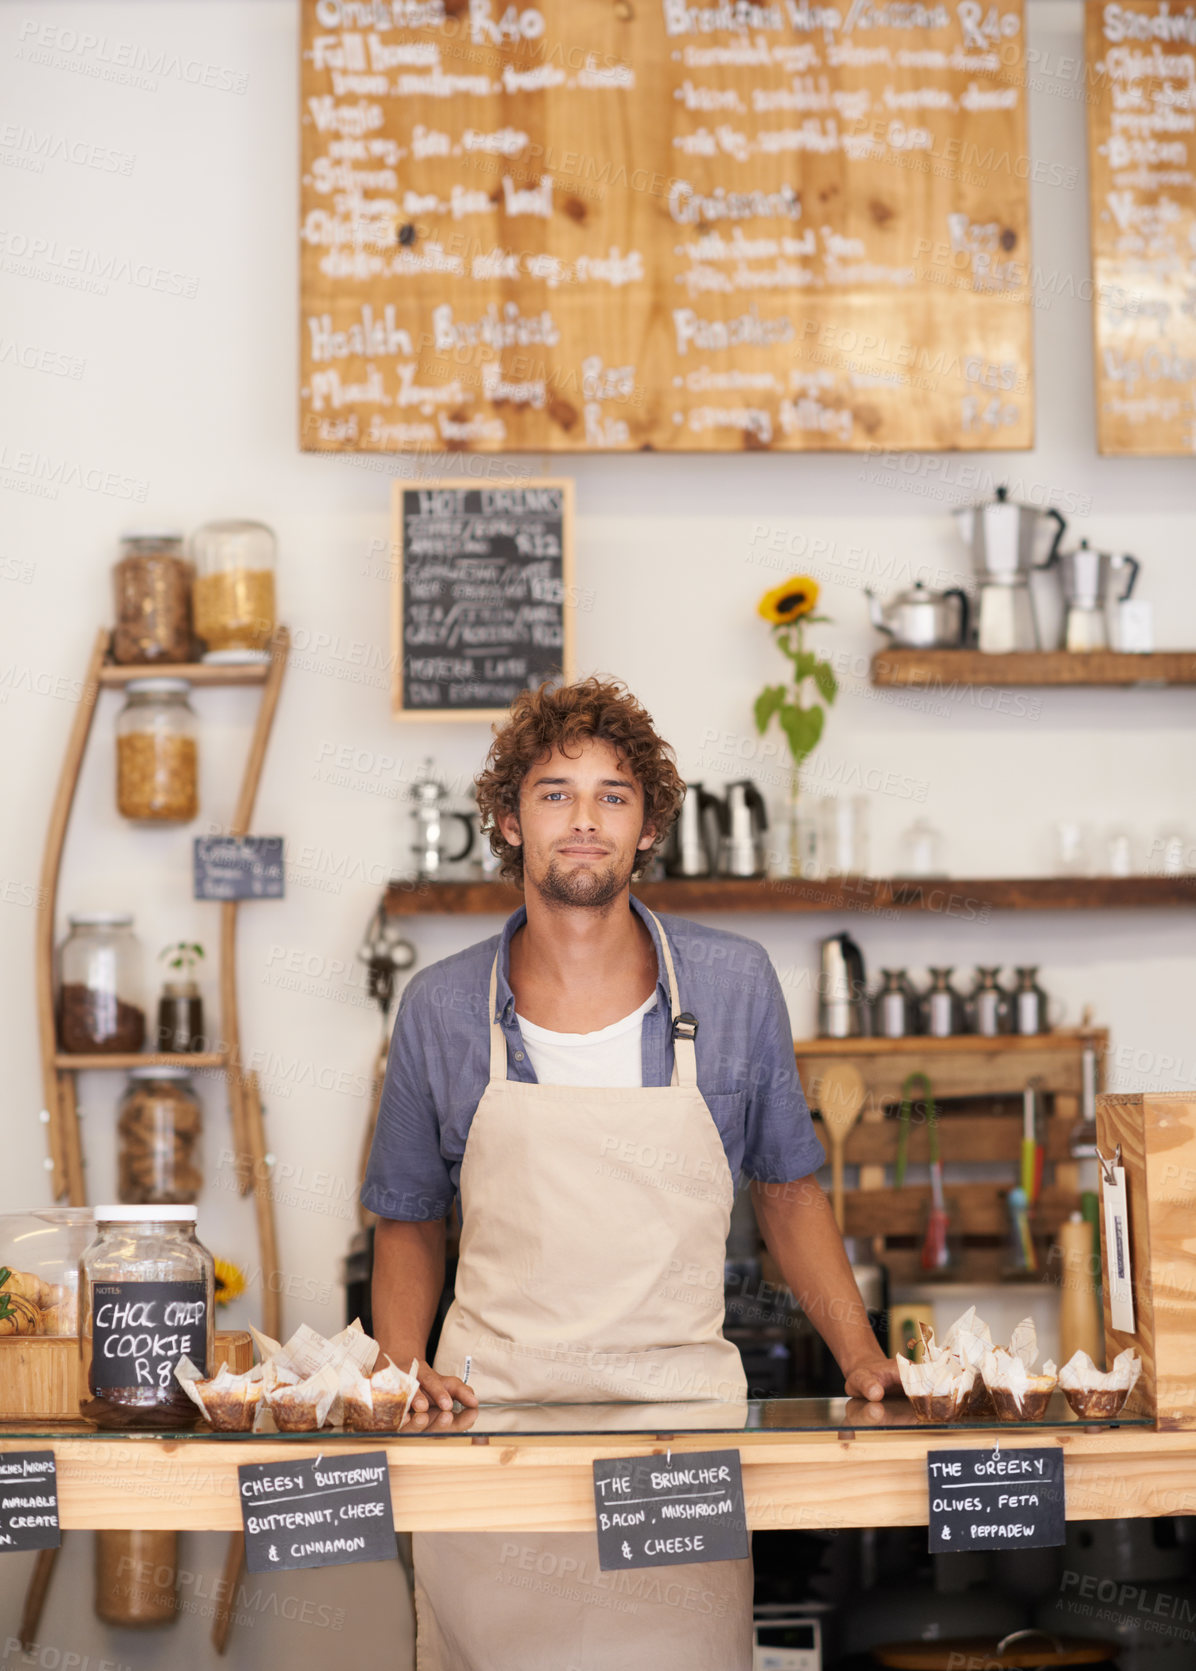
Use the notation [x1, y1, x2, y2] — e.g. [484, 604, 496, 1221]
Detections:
[871, 648, 1196, 688]
[35, 625, 288, 1331]
[385, 874, 1196, 916]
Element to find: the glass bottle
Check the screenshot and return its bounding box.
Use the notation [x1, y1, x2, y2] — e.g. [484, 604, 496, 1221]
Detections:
[111, 535, 192, 665]
[191, 519, 277, 658]
[116, 678, 198, 823]
[58, 914, 146, 1054]
[118, 1068, 203, 1205]
[966, 967, 1012, 1036]
[921, 967, 965, 1037]
[79, 1206, 214, 1429]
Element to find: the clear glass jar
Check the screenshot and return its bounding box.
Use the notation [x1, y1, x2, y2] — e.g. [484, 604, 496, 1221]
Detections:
[59, 913, 146, 1054]
[191, 519, 276, 657]
[111, 534, 193, 666]
[819, 794, 870, 876]
[79, 1206, 214, 1429]
[118, 1068, 203, 1205]
[156, 979, 205, 1052]
[116, 678, 198, 823]
[0, 1209, 95, 1336]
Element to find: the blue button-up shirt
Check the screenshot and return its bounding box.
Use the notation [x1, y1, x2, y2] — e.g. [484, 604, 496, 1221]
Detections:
[361, 896, 825, 1222]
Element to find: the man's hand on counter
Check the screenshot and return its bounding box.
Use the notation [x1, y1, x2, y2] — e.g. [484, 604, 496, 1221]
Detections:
[409, 1356, 479, 1414]
[842, 1355, 903, 1404]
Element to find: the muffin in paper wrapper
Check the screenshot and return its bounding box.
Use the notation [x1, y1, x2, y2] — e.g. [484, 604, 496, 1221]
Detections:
[919, 1309, 994, 1416]
[264, 1362, 340, 1431]
[341, 1358, 420, 1432]
[981, 1345, 1058, 1421]
[1058, 1348, 1141, 1420]
[175, 1357, 265, 1432]
[896, 1350, 975, 1423]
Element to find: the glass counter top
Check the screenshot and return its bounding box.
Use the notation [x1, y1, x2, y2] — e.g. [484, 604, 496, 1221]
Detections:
[0, 1393, 1150, 1441]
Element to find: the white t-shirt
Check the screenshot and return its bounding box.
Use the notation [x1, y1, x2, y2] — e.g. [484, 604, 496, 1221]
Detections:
[515, 994, 656, 1088]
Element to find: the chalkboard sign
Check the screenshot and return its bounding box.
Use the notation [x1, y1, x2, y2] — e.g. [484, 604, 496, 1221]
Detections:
[238, 1450, 396, 1575]
[592, 1448, 749, 1572]
[391, 479, 575, 719]
[91, 1281, 208, 1391]
[193, 836, 285, 901]
[0, 1453, 60, 1552]
[927, 1445, 1065, 1553]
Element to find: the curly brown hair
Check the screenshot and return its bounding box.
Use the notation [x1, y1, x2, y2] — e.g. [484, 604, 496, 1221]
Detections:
[475, 678, 685, 887]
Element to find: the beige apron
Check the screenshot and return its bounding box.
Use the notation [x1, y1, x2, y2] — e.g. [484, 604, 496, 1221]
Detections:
[413, 912, 752, 1669]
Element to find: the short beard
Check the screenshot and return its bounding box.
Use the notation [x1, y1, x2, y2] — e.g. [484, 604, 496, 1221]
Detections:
[535, 854, 631, 910]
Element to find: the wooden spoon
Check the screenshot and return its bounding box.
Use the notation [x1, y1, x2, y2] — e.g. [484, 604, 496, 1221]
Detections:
[818, 1062, 867, 1234]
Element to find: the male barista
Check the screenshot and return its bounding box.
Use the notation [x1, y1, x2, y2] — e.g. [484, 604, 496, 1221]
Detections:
[364, 677, 898, 1670]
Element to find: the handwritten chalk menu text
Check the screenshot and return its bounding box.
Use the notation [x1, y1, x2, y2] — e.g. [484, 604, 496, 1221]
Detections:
[193, 836, 285, 901]
[1086, 0, 1196, 453]
[299, 0, 1033, 453]
[392, 479, 574, 717]
[90, 1282, 208, 1391]
[592, 1448, 749, 1571]
[928, 1446, 1065, 1553]
[239, 1451, 397, 1574]
[0, 1454, 60, 1553]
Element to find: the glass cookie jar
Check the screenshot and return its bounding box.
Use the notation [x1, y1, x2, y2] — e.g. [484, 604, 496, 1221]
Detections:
[117, 1068, 203, 1205]
[79, 1206, 214, 1429]
[116, 678, 198, 823]
[191, 520, 276, 658]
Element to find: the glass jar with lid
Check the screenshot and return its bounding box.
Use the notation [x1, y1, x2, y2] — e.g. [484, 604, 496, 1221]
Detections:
[116, 678, 198, 822]
[118, 1068, 203, 1205]
[111, 534, 193, 666]
[79, 1206, 214, 1429]
[191, 520, 276, 658]
[0, 1209, 95, 1337]
[59, 913, 146, 1053]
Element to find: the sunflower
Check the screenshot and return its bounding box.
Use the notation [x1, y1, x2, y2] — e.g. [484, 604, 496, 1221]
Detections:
[758, 576, 820, 625]
[213, 1258, 247, 1306]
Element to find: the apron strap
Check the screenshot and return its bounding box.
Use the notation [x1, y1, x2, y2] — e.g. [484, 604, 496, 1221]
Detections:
[486, 910, 698, 1089]
[487, 952, 508, 1082]
[641, 909, 697, 1090]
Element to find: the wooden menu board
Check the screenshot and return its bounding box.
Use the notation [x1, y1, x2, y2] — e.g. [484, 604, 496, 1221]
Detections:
[300, 0, 1033, 453]
[1086, 0, 1196, 454]
[390, 478, 574, 719]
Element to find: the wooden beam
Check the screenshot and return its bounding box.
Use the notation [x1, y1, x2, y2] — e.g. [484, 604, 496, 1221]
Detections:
[17, 1427, 1194, 1533]
[841, 1181, 1077, 1239]
[812, 1111, 1081, 1166]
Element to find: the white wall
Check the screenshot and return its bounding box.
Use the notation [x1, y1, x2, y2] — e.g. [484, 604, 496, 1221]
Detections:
[1, 1, 1194, 1664]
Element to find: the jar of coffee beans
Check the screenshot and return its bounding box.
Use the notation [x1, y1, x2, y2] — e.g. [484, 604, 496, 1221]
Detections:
[112, 534, 193, 665]
[58, 914, 146, 1054]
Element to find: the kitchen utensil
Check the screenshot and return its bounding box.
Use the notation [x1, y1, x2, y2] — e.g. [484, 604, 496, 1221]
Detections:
[920, 967, 965, 1037]
[1069, 1039, 1099, 1158]
[865, 582, 970, 648]
[719, 779, 767, 877]
[873, 969, 919, 1039]
[818, 1061, 866, 1233]
[664, 782, 724, 878]
[817, 932, 869, 1037]
[965, 966, 1011, 1036]
[407, 757, 475, 880]
[895, 1071, 952, 1274]
[896, 817, 946, 878]
[1059, 539, 1140, 652]
[952, 485, 1067, 653]
[1013, 967, 1050, 1035]
[1005, 1185, 1038, 1275]
[819, 794, 870, 876]
[1021, 1077, 1045, 1204]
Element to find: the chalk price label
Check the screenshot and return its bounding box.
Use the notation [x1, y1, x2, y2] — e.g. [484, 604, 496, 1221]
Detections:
[0, 1453, 60, 1552]
[928, 1446, 1065, 1553]
[90, 1281, 208, 1390]
[238, 1451, 396, 1574]
[592, 1448, 749, 1572]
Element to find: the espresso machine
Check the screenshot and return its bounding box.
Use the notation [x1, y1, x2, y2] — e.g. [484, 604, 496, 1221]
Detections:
[1059, 540, 1140, 651]
[952, 486, 1067, 652]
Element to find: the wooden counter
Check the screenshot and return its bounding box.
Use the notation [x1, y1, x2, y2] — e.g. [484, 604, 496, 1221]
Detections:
[3, 1420, 1189, 1533]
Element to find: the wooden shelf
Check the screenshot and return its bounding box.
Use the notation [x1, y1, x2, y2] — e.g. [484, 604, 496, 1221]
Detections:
[871, 648, 1196, 688]
[97, 660, 270, 688]
[385, 875, 1196, 915]
[53, 1052, 227, 1071]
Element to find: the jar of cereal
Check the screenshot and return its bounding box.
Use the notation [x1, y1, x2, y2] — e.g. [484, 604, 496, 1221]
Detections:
[191, 520, 276, 658]
[116, 679, 198, 823]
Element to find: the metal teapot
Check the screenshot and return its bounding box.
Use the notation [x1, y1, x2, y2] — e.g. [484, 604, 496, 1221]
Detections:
[866, 582, 970, 648]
